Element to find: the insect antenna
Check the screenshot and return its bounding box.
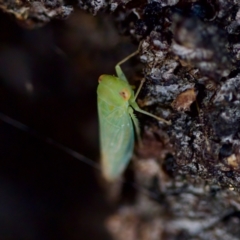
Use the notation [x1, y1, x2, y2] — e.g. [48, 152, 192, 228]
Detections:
[0, 112, 161, 201]
[0, 112, 100, 170]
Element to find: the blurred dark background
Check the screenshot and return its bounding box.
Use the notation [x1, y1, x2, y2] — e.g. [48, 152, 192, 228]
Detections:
[0, 9, 135, 240]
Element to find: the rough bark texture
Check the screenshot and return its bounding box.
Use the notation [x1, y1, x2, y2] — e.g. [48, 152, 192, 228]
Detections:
[1, 0, 240, 239]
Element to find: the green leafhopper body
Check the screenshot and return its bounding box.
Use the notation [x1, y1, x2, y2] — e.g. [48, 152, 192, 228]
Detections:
[97, 51, 171, 181]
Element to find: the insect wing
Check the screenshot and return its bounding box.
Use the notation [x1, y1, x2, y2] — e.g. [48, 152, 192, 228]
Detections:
[98, 98, 134, 181]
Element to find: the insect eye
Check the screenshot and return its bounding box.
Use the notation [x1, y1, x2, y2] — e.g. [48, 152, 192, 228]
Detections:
[119, 89, 130, 100]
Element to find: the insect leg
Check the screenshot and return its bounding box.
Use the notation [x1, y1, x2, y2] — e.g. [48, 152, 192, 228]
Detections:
[130, 101, 171, 125]
[128, 107, 141, 144]
[115, 65, 128, 82]
[133, 78, 145, 101]
[115, 43, 142, 81]
[115, 50, 139, 81]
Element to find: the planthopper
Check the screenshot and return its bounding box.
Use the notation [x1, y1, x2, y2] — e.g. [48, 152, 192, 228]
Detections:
[97, 48, 171, 181]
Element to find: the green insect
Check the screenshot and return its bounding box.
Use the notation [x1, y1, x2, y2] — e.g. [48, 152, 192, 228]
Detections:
[97, 50, 171, 181]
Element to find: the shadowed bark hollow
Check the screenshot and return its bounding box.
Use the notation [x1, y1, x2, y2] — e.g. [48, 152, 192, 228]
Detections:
[1, 0, 240, 239]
